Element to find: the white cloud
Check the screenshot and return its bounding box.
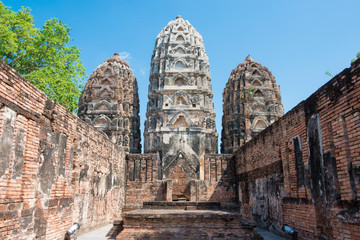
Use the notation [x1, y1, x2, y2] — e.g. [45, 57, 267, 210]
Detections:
[140, 69, 146, 76]
[119, 51, 131, 60]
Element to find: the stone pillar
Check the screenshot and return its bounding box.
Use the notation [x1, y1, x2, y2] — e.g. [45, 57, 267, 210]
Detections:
[189, 180, 198, 202]
[166, 179, 173, 202]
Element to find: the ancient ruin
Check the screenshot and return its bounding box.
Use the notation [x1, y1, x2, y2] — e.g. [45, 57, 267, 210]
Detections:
[78, 53, 141, 153]
[221, 56, 284, 153]
[144, 16, 218, 195]
[0, 15, 360, 240]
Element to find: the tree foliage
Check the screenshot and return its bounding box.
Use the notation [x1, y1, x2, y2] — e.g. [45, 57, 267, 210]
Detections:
[326, 52, 360, 78]
[0, 2, 86, 112]
[325, 70, 332, 77]
[352, 52, 360, 63]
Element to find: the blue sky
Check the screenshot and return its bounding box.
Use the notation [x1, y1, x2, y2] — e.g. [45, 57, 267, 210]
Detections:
[3, 0, 360, 152]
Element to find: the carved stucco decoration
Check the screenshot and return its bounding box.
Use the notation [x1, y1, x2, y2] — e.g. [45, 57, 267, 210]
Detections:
[144, 16, 218, 179]
[78, 53, 141, 153]
[221, 56, 284, 153]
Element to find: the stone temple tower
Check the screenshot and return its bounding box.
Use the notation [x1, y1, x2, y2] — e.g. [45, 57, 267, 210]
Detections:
[144, 16, 218, 181]
[221, 56, 284, 153]
[78, 53, 141, 153]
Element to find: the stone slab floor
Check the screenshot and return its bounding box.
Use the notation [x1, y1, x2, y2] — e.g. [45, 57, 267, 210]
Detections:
[77, 224, 113, 240]
[256, 228, 286, 240]
[77, 224, 286, 240]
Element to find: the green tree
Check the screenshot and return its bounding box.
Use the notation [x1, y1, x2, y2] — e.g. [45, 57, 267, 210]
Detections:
[0, 2, 86, 112]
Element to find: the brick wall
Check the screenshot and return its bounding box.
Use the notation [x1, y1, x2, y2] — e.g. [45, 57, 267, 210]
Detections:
[197, 154, 237, 204]
[236, 59, 360, 239]
[124, 153, 237, 207]
[125, 153, 167, 208]
[0, 61, 126, 240]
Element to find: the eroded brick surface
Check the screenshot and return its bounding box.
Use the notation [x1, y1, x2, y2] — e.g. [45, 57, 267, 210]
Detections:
[0, 61, 126, 240]
[236, 59, 360, 239]
[125, 153, 238, 208]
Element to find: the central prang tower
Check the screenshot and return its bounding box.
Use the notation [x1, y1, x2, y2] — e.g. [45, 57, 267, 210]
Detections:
[144, 16, 218, 181]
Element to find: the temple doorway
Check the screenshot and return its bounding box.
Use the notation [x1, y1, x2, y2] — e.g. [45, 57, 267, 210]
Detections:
[170, 158, 192, 201]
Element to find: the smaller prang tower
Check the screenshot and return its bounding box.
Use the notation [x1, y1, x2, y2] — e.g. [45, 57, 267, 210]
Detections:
[78, 53, 141, 153]
[221, 56, 284, 153]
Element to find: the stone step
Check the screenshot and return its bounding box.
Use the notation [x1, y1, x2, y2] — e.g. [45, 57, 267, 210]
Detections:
[142, 201, 239, 211]
[142, 201, 221, 210]
[121, 207, 138, 212]
[105, 220, 123, 239]
[117, 209, 258, 240]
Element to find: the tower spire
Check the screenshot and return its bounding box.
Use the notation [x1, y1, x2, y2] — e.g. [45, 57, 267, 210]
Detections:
[144, 17, 218, 185]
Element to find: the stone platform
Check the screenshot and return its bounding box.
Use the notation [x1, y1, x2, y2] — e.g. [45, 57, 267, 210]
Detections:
[116, 202, 258, 240]
[142, 201, 221, 210]
[142, 201, 240, 211]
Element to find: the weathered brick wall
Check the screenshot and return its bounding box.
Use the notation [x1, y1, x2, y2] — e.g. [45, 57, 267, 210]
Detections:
[238, 160, 284, 231]
[236, 59, 360, 239]
[125, 153, 167, 208]
[0, 61, 126, 240]
[197, 154, 237, 204]
[124, 153, 237, 208]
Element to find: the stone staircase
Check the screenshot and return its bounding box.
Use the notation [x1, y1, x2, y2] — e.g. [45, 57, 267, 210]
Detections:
[114, 201, 261, 240]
